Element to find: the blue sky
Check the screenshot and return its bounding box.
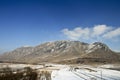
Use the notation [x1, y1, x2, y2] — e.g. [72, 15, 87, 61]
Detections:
[0, 0, 120, 53]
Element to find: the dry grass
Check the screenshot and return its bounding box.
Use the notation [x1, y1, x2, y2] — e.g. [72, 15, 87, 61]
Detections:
[0, 66, 53, 80]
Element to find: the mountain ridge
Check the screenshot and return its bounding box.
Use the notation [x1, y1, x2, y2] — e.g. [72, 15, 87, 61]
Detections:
[0, 40, 120, 64]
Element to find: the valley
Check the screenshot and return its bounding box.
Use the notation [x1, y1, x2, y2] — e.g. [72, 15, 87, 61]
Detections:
[0, 40, 120, 80]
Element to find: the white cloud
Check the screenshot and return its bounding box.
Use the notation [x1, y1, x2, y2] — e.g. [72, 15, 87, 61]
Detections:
[62, 27, 90, 40]
[103, 28, 120, 39]
[62, 25, 120, 41]
[92, 25, 112, 36]
[22, 45, 32, 47]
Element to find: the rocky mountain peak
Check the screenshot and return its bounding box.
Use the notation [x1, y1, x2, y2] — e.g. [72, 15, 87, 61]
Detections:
[85, 42, 110, 53]
[0, 40, 119, 63]
[34, 40, 74, 54]
[92, 42, 109, 51]
[93, 42, 108, 47]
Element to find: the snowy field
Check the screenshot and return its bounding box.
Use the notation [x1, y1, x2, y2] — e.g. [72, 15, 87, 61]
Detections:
[0, 63, 120, 80]
[52, 66, 120, 80]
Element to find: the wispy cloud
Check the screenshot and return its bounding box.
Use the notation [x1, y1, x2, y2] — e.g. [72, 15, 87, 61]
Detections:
[103, 28, 120, 39]
[62, 25, 120, 41]
[62, 27, 90, 40]
[92, 25, 112, 36]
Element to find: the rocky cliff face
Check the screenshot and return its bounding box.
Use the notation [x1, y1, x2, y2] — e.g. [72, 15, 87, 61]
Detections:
[0, 40, 119, 63]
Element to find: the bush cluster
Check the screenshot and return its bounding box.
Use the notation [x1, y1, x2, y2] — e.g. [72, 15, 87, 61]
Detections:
[0, 67, 37, 80]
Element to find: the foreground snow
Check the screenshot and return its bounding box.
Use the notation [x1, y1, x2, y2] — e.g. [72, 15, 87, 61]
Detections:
[52, 68, 85, 80]
[0, 63, 120, 80]
[51, 65, 120, 80]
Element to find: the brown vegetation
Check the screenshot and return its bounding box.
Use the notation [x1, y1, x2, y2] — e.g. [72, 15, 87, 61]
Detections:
[0, 67, 52, 80]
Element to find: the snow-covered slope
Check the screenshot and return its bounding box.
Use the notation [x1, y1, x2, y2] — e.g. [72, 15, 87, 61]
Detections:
[86, 42, 109, 53]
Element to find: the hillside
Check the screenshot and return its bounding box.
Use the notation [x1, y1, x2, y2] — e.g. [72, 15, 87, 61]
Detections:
[0, 40, 120, 64]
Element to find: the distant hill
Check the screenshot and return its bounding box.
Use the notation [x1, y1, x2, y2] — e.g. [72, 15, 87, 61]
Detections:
[0, 40, 120, 64]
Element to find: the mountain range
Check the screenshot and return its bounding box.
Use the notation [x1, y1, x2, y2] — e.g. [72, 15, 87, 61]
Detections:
[0, 40, 120, 64]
